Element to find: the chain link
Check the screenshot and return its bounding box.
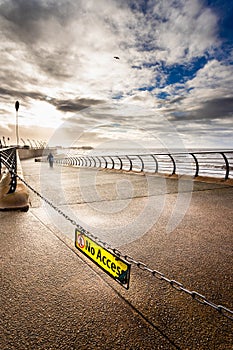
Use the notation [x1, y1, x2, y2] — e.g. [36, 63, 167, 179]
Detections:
[16, 173, 233, 321]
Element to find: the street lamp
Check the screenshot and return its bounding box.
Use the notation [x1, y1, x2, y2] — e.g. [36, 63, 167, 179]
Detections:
[15, 101, 19, 146]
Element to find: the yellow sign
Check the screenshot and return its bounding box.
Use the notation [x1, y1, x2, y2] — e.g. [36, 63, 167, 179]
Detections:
[75, 229, 130, 289]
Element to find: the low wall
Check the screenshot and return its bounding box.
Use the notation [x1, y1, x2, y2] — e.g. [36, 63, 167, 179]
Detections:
[18, 148, 44, 160]
[0, 147, 56, 210]
[0, 150, 29, 211]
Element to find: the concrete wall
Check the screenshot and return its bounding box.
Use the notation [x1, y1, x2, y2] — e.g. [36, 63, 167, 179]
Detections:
[18, 148, 44, 160]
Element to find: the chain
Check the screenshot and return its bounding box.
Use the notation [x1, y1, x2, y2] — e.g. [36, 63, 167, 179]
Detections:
[16, 173, 233, 321]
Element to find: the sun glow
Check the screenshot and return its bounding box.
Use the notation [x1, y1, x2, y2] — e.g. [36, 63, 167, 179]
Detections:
[20, 100, 63, 129]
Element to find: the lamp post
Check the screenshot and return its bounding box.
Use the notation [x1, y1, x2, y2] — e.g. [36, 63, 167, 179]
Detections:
[15, 101, 19, 146]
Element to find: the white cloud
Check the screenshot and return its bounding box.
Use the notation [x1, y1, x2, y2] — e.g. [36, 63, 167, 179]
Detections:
[187, 60, 233, 93]
[0, 0, 219, 98]
[0, 0, 232, 149]
[147, 0, 218, 63]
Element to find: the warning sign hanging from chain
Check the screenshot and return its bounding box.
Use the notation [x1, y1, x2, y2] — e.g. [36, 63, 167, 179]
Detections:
[75, 229, 131, 289]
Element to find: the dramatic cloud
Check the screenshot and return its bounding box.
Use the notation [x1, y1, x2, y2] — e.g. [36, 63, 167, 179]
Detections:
[0, 0, 232, 148]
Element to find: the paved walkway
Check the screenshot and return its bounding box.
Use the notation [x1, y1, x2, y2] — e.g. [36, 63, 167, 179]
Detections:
[1, 159, 233, 349]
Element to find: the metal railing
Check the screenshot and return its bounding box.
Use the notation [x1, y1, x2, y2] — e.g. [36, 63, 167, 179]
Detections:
[0, 147, 17, 193]
[54, 151, 233, 180]
[0, 136, 47, 149]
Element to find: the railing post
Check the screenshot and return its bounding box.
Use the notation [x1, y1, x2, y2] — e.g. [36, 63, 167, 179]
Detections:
[91, 156, 96, 167]
[109, 156, 115, 169]
[220, 152, 230, 180]
[168, 154, 176, 175]
[137, 155, 144, 172]
[96, 156, 102, 167]
[102, 156, 108, 168]
[86, 157, 92, 167]
[126, 155, 132, 171]
[117, 156, 123, 170]
[150, 154, 158, 173]
[190, 153, 199, 177]
[84, 157, 88, 167]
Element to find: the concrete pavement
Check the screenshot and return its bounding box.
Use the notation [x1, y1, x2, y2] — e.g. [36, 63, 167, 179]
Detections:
[1, 158, 233, 349]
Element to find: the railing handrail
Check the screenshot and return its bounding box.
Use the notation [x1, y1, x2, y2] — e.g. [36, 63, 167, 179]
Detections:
[75, 150, 233, 157]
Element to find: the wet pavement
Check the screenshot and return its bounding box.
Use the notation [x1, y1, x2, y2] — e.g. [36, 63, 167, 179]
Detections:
[1, 158, 233, 349]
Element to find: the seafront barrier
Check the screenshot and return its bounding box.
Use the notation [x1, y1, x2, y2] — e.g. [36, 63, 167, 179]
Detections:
[53, 150, 233, 182]
[0, 146, 44, 210]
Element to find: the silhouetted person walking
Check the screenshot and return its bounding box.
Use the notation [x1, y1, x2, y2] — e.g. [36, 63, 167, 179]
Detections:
[47, 152, 54, 168]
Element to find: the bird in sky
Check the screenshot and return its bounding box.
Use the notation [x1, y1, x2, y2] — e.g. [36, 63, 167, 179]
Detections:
[114, 56, 120, 59]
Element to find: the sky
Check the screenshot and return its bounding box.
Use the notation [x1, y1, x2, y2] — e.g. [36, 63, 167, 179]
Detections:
[0, 0, 233, 150]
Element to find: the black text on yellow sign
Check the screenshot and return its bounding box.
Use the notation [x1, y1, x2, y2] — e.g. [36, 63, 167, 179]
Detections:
[75, 230, 131, 289]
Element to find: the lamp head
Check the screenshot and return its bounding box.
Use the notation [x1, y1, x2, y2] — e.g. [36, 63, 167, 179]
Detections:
[15, 101, 19, 111]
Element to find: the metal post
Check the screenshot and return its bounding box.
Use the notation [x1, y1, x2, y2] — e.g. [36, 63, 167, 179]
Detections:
[150, 154, 158, 173]
[109, 156, 115, 169]
[137, 155, 144, 172]
[168, 154, 176, 175]
[117, 156, 123, 170]
[126, 155, 132, 171]
[190, 153, 199, 177]
[101, 156, 108, 168]
[96, 156, 102, 167]
[91, 157, 97, 167]
[220, 152, 230, 180]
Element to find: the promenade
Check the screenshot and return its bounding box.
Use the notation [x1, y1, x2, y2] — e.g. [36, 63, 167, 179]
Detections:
[1, 158, 233, 349]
